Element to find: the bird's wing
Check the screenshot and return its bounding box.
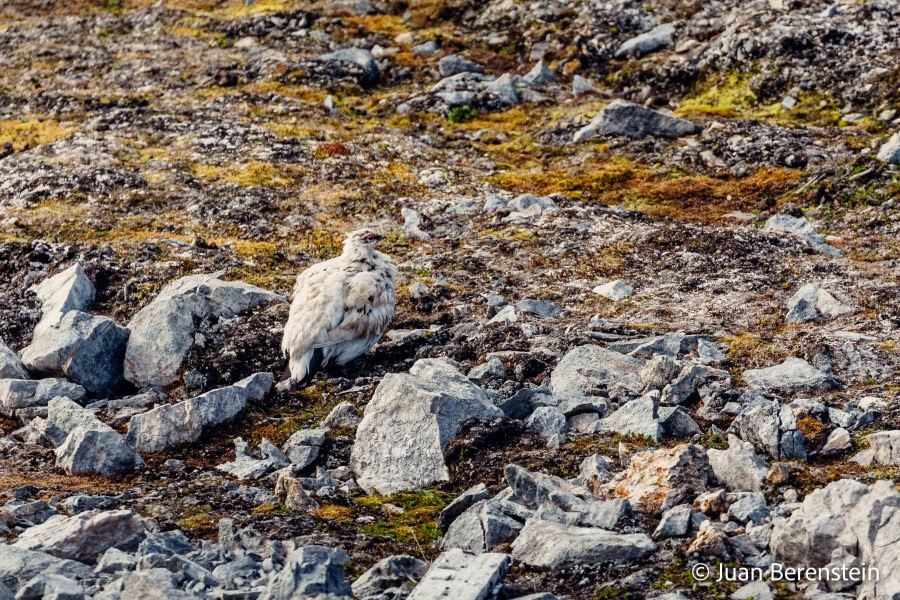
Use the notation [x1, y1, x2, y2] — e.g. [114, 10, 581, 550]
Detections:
[282, 259, 395, 357]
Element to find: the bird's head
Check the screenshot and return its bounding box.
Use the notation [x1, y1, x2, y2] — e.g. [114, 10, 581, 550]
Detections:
[343, 229, 384, 257]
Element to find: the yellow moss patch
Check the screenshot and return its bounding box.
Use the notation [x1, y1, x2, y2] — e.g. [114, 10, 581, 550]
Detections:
[314, 505, 355, 521]
[343, 14, 408, 37]
[491, 154, 799, 223]
[489, 156, 636, 199]
[214, 0, 296, 18]
[0, 119, 71, 151]
[192, 160, 305, 187]
[677, 71, 842, 126]
[725, 333, 788, 371]
[176, 504, 219, 536]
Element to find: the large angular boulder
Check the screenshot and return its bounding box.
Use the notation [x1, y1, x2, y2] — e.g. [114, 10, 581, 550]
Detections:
[350, 359, 502, 494]
[602, 444, 709, 515]
[574, 99, 695, 143]
[124, 273, 283, 388]
[439, 499, 530, 553]
[352, 555, 428, 600]
[771, 479, 900, 600]
[707, 435, 768, 492]
[549, 345, 646, 400]
[22, 312, 128, 397]
[29, 264, 95, 336]
[0, 546, 92, 593]
[319, 48, 380, 85]
[438, 483, 491, 530]
[13, 510, 146, 564]
[505, 465, 629, 529]
[0, 339, 27, 379]
[742, 357, 836, 394]
[407, 549, 509, 600]
[44, 396, 111, 446]
[728, 398, 806, 461]
[0, 378, 85, 418]
[851, 430, 900, 466]
[56, 427, 144, 477]
[260, 545, 352, 600]
[20, 311, 129, 397]
[511, 518, 656, 568]
[593, 391, 663, 440]
[127, 372, 273, 453]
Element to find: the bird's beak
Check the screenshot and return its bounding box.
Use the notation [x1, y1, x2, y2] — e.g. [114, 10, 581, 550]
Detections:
[374, 233, 385, 241]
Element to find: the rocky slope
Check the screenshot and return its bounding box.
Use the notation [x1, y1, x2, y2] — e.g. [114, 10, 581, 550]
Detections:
[0, 0, 898, 598]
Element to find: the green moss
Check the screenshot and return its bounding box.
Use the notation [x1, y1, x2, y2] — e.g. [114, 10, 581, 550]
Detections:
[355, 489, 453, 549]
[448, 105, 476, 123]
[176, 504, 218, 536]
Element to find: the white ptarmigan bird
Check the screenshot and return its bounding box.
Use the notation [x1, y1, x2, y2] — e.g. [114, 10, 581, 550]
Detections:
[281, 229, 396, 387]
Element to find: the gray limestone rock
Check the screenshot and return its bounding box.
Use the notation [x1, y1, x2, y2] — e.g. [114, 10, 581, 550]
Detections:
[352, 555, 427, 600]
[124, 273, 282, 387]
[0, 339, 27, 380]
[763, 214, 844, 257]
[259, 545, 352, 600]
[742, 357, 836, 394]
[126, 372, 273, 453]
[707, 435, 768, 492]
[615, 23, 676, 58]
[20, 311, 129, 397]
[55, 427, 144, 477]
[574, 100, 695, 143]
[14, 510, 145, 564]
[511, 517, 656, 568]
[319, 48, 380, 85]
[407, 549, 509, 600]
[350, 358, 502, 494]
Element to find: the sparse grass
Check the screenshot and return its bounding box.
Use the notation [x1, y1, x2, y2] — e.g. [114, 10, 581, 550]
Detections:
[0, 119, 71, 151]
[252, 503, 289, 515]
[245, 81, 329, 104]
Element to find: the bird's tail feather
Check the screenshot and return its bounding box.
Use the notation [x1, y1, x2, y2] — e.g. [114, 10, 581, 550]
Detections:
[288, 346, 325, 388]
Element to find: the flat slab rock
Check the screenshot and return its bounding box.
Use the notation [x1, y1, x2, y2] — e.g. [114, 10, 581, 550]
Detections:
[549, 344, 646, 399]
[127, 372, 273, 453]
[0, 546, 93, 593]
[573, 99, 695, 143]
[407, 549, 510, 600]
[742, 356, 836, 393]
[13, 509, 145, 564]
[511, 518, 656, 568]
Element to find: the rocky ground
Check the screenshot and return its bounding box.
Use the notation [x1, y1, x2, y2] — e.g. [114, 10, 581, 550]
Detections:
[0, 0, 898, 598]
